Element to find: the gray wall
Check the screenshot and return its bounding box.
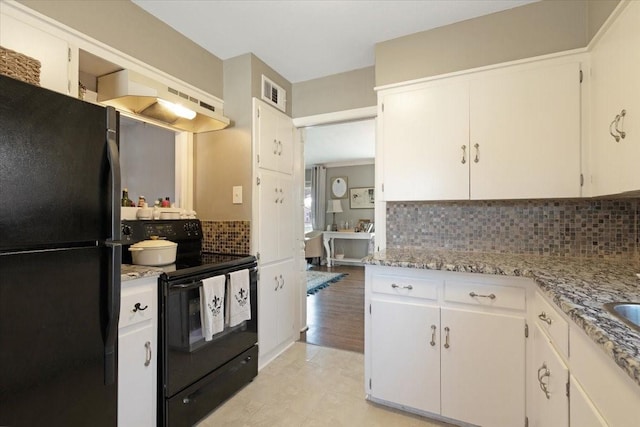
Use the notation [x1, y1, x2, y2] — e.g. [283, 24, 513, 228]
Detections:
[292, 66, 376, 118]
[194, 54, 292, 221]
[375, 0, 619, 87]
[120, 118, 176, 206]
[325, 164, 375, 258]
[19, 0, 224, 98]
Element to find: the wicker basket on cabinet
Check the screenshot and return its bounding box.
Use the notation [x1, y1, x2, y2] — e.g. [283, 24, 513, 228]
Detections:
[0, 46, 41, 86]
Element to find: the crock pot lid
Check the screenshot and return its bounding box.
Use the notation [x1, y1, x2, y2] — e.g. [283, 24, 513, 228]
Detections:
[131, 239, 177, 249]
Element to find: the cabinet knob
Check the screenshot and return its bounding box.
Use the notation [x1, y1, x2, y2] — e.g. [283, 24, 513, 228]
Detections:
[144, 341, 152, 367]
[430, 324, 437, 347]
[469, 291, 495, 300]
[133, 302, 148, 312]
[473, 143, 480, 163]
[537, 363, 551, 399]
[444, 326, 450, 349]
[538, 312, 553, 325]
[615, 109, 627, 139]
[391, 283, 413, 290]
[461, 145, 467, 164]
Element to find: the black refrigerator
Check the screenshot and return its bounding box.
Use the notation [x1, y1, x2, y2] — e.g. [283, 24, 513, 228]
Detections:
[0, 75, 121, 426]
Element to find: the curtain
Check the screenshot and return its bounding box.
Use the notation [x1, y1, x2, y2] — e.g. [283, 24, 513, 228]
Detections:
[311, 165, 326, 231]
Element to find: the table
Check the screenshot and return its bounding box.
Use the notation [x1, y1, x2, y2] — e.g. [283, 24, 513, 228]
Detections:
[322, 231, 375, 267]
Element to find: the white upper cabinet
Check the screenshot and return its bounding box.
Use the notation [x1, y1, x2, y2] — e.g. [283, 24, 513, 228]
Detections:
[0, 13, 71, 95]
[469, 60, 582, 200]
[589, 1, 640, 196]
[256, 100, 294, 175]
[381, 80, 470, 201]
[379, 56, 583, 201]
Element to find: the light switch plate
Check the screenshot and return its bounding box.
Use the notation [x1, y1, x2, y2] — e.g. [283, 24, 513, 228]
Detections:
[233, 186, 242, 204]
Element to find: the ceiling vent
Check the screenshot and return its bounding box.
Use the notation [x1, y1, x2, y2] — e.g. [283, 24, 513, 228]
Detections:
[262, 75, 286, 112]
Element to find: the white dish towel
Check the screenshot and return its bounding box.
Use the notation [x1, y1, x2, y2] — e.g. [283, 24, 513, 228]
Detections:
[200, 275, 226, 341]
[229, 269, 251, 327]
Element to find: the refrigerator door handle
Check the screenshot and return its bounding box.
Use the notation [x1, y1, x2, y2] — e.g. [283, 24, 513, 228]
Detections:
[104, 242, 121, 385]
[106, 106, 121, 233]
[104, 106, 121, 386]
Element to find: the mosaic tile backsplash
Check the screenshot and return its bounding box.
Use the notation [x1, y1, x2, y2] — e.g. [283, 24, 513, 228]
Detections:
[201, 220, 251, 255]
[387, 199, 640, 258]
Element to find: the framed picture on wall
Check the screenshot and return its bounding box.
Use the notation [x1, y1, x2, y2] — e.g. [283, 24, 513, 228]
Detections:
[330, 176, 348, 199]
[349, 187, 375, 209]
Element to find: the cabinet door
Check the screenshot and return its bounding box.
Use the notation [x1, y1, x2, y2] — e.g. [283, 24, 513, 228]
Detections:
[0, 13, 70, 95]
[570, 376, 607, 427]
[258, 259, 295, 359]
[257, 103, 280, 172]
[276, 115, 293, 174]
[440, 308, 525, 427]
[258, 171, 280, 264]
[381, 81, 470, 201]
[470, 60, 582, 199]
[118, 325, 155, 427]
[589, 1, 640, 196]
[277, 175, 294, 259]
[530, 324, 569, 427]
[370, 299, 440, 414]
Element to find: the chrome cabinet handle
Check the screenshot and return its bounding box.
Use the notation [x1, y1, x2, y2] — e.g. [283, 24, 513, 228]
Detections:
[391, 283, 413, 290]
[461, 145, 467, 164]
[473, 143, 480, 163]
[538, 312, 553, 325]
[274, 276, 279, 291]
[133, 302, 148, 312]
[610, 116, 621, 142]
[444, 326, 450, 349]
[615, 109, 626, 139]
[469, 292, 496, 300]
[273, 139, 278, 154]
[430, 324, 436, 347]
[538, 363, 551, 399]
[279, 274, 284, 289]
[144, 341, 152, 367]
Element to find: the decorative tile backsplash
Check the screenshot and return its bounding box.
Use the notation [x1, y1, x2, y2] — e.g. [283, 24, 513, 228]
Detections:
[387, 199, 640, 258]
[201, 220, 251, 255]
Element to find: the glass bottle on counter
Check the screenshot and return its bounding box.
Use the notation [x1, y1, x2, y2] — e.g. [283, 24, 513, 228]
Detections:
[121, 188, 131, 207]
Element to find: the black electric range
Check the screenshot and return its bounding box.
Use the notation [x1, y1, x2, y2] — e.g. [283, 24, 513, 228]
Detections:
[121, 219, 258, 427]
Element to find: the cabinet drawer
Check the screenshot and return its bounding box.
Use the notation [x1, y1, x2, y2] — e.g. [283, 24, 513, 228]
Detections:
[371, 274, 439, 300]
[120, 286, 155, 329]
[534, 292, 568, 359]
[444, 281, 525, 311]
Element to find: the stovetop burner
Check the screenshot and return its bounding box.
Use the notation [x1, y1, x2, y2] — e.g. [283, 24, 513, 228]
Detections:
[121, 219, 256, 281]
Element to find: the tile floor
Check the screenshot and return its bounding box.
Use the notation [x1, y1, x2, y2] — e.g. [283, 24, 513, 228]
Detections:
[197, 342, 452, 427]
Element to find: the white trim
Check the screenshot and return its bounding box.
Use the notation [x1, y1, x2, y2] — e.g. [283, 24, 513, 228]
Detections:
[374, 47, 588, 92]
[321, 158, 375, 169]
[175, 132, 194, 211]
[292, 106, 377, 128]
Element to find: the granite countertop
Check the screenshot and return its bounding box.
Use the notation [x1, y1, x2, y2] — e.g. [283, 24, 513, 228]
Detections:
[364, 248, 640, 387]
[121, 264, 164, 282]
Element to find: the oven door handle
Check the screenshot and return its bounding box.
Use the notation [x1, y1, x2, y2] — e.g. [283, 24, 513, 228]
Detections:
[170, 281, 203, 291]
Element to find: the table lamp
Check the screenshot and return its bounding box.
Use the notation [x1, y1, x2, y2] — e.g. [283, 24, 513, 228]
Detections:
[326, 199, 343, 231]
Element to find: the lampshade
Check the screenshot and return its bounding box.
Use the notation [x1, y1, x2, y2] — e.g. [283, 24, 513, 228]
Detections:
[326, 199, 343, 213]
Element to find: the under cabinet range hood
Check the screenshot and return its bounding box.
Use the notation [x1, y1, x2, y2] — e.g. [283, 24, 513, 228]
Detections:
[97, 70, 230, 133]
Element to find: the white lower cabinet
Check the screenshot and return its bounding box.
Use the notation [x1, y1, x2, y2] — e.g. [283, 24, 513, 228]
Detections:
[370, 299, 440, 414]
[530, 323, 569, 427]
[366, 266, 527, 427]
[258, 259, 296, 367]
[440, 308, 525, 426]
[118, 276, 157, 427]
[569, 376, 607, 427]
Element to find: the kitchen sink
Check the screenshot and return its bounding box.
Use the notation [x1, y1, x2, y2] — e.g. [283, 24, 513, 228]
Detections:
[604, 302, 640, 332]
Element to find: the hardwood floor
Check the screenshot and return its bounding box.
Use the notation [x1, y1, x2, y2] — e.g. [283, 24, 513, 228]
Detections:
[300, 264, 365, 353]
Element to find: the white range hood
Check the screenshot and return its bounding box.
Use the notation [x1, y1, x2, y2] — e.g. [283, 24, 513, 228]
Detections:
[97, 69, 230, 133]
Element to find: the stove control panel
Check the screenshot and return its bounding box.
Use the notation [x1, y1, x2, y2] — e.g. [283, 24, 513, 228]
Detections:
[121, 219, 201, 244]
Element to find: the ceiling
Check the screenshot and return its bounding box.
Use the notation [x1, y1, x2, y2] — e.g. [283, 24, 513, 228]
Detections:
[132, 0, 537, 84]
[130, 0, 537, 166]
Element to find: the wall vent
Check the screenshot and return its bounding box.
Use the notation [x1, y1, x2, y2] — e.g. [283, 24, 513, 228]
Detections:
[262, 75, 286, 112]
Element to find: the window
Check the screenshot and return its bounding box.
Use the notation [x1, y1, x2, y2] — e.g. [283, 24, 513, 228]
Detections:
[304, 181, 312, 232]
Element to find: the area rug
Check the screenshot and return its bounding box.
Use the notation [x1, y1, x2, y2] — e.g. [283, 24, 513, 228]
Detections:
[306, 270, 347, 295]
